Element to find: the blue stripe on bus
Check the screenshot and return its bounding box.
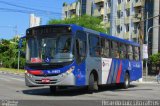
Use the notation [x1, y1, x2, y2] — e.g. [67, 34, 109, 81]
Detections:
[112, 60, 119, 83]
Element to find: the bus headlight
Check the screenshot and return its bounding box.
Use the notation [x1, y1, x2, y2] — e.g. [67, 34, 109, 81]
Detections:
[66, 66, 75, 74]
[61, 66, 75, 78]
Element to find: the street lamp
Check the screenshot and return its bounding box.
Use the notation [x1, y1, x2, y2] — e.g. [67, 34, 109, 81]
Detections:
[145, 25, 160, 77]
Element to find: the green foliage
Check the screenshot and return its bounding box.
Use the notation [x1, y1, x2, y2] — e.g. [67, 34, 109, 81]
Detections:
[0, 37, 25, 69]
[149, 52, 160, 66]
[48, 15, 107, 33]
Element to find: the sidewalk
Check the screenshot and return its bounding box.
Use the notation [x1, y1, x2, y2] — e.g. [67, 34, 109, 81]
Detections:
[133, 75, 158, 84]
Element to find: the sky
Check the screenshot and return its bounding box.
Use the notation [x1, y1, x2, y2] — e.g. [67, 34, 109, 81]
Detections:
[0, 0, 75, 39]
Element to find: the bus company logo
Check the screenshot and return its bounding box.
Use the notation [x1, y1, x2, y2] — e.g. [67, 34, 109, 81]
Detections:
[135, 64, 140, 68]
[47, 70, 60, 74]
[45, 57, 50, 63]
[102, 61, 109, 67]
[103, 62, 106, 67]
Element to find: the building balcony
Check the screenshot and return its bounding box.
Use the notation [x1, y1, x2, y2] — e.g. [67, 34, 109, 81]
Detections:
[69, 2, 76, 10]
[134, 0, 142, 7]
[64, 6, 69, 11]
[125, 2, 131, 9]
[117, 4, 122, 10]
[107, 8, 111, 14]
[94, 0, 104, 4]
[101, 8, 104, 15]
[116, 19, 120, 25]
[106, 22, 110, 28]
[124, 32, 130, 39]
[132, 18, 141, 23]
[94, 8, 104, 17]
[124, 17, 130, 24]
[132, 31, 138, 39]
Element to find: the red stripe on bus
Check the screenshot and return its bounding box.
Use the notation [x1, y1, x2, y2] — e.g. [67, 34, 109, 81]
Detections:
[116, 62, 122, 83]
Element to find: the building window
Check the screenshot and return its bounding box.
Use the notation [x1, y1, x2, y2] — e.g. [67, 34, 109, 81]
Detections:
[135, 0, 139, 3]
[117, 25, 121, 33]
[81, 0, 86, 15]
[117, 11, 121, 18]
[126, 9, 130, 17]
[125, 24, 129, 32]
[118, 0, 121, 4]
[107, 0, 111, 8]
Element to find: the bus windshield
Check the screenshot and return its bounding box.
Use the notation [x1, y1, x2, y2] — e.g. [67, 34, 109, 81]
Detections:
[26, 34, 73, 63]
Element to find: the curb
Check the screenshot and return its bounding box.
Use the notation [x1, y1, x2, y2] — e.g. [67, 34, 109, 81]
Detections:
[0, 71, 24, 76]
[132, 81, 157, 84]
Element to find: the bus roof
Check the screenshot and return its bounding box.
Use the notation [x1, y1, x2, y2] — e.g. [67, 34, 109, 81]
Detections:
[28, 24, 140, 47]
[69, 24, 140, 47]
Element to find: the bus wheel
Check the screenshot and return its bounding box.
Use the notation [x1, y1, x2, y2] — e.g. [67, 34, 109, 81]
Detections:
[123, 73, 130, 89]
[50, 86, 57, 94]
[88, 73, 98, 91]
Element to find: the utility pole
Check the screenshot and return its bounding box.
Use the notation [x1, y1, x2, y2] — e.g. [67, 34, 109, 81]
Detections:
[139, 6, 145, 82]
[145, 12, 149, 79]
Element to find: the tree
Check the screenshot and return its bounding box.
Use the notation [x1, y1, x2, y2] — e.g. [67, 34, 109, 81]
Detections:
[48, 15, 107, 33]
[0, 37, 25, 69]
[149, 52, 160, 72]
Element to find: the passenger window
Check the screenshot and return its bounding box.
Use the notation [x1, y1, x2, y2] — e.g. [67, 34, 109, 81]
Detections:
[119, 43, 127, 59]
[101, 38, 109, 57]
[133, 46, 140, 61]
[111, 41, 119, 58]
[127, 45, 133, 60]
[89, 34, 101, 57]
[75, 31, 87, 64]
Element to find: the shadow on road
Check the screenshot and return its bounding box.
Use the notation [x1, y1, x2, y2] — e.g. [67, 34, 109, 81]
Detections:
[22, 84, 143, 96]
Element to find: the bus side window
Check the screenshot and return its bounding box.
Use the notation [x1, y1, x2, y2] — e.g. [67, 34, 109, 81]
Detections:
[133, 46, 140, 61]
[127, 45, 133, 60]
[101, 38, 109, 57]
[111, 41, 119, 58]
[89, 34, 101, 57]
[75, 31, 87, 64]
[119, 43, 126, 59]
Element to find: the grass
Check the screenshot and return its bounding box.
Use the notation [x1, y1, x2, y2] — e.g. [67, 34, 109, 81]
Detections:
[0, 67, 25, 74]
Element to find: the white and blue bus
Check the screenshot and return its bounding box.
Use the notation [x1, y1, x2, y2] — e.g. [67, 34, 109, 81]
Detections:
[23, 24, 142, 93]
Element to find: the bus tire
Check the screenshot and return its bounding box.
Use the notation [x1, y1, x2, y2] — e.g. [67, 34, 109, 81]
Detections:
[122, 72, 130, 89]
[50, 86, 57, 94]
[88, 73, 98, 91]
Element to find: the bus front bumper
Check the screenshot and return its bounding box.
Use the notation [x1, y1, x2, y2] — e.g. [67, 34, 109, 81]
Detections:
[25, 72, 75, 87]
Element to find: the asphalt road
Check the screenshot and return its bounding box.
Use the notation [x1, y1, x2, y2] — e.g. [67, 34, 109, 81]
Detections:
[0, 71, 160, 106]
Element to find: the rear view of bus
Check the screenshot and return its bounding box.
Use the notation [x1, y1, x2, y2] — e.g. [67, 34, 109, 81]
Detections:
[25, 25, 77, 93]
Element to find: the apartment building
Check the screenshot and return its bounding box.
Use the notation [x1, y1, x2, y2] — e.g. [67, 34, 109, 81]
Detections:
[104, 0, 144, 42]
[62, 0, 95, 19]
[62, 0, 160, 54]
[143, 0, 160, 55]
[63, 0, 144, 42]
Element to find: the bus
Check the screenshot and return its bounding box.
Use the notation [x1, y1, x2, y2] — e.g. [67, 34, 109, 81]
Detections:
[22, 24, 142, 93]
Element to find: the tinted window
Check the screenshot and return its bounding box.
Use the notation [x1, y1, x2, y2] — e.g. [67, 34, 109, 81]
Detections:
[119, 43, 127, 59]
[133, 46, 140, 61]
[101, 38, 110, 57]
[127, 45, 133, 60]
[76, 31, 87, 57]
[89, 34, 101, 57]
[111, 41, 119, 58]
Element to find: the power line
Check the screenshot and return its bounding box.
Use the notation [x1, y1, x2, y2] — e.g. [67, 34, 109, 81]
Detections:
[0, 7, 61, 17]
[0, 0, 61, 15]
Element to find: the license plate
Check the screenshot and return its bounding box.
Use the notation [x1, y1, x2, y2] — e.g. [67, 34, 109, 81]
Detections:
[42, 79, 50, 83]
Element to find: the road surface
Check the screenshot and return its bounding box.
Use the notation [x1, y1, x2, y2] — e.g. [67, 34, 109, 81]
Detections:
[0, 71, 160, 106]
